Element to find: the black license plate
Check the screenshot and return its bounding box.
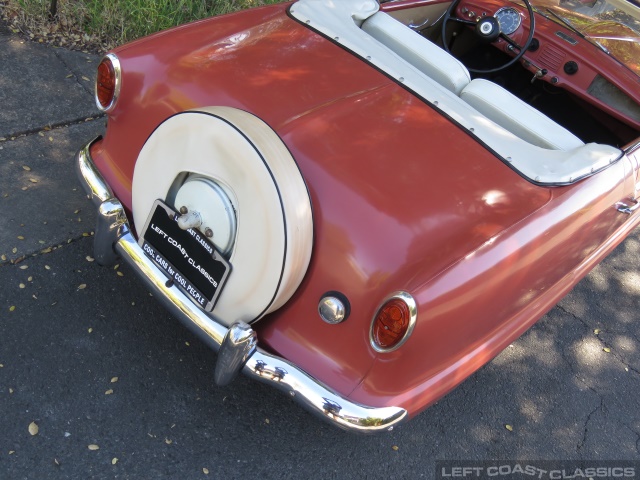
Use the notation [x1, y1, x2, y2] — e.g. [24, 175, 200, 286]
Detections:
[139, 200, 231, 311]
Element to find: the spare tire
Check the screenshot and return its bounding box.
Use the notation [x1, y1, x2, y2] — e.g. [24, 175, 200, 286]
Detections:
[132, 107, 313, 325]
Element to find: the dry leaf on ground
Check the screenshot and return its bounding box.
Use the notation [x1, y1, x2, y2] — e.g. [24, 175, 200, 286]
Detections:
[28, 421, 39, 435]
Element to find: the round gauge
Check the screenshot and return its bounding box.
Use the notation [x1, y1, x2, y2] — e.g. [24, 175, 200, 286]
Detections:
[495, 7, 522, 35]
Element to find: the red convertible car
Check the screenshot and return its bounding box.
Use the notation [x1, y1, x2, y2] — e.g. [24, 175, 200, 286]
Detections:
[76, 0, 640, 432]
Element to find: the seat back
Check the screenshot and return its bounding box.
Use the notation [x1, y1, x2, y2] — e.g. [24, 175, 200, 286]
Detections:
[362, 12, 471, 95]
[461, 79, 584, 150]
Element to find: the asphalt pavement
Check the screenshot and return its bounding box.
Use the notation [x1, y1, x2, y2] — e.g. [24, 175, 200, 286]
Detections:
[1, 17, 639, 480]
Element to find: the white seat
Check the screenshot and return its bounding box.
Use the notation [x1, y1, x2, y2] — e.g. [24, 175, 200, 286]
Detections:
[362, 12, 471, 95]
[460, 79, 585, 150]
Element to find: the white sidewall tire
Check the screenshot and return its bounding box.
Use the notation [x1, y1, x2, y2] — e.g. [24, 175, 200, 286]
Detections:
[132, 107, 313, 325]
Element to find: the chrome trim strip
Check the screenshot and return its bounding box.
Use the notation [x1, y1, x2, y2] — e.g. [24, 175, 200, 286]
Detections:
[625, 140, 640, 154]
[76, 139, 408, 433]
[95, 53, 122, 112]
[369, 290, 418, 353]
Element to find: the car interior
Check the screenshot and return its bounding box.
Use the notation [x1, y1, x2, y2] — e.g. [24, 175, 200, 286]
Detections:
[380, 0, 640, 149]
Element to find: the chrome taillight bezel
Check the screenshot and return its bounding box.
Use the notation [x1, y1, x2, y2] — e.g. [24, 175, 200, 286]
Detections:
[95, 53, 121, 112]
[369, 291, 417, 353]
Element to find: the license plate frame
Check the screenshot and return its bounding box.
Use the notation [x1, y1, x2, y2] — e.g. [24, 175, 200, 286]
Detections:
[138, 200, 231, 312]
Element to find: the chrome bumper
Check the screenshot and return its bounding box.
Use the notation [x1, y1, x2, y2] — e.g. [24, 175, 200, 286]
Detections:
[75, 138, 407, 433]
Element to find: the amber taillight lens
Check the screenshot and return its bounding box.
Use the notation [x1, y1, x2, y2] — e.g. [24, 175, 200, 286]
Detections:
[370, 292, 417, 353]
[95, 55, 119, 111]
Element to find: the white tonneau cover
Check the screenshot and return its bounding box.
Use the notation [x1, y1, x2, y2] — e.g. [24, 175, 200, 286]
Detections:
[290, 0, 623, 184]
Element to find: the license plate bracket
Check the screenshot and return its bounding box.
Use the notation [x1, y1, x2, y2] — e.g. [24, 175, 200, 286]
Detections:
[139, 200, 231, 311]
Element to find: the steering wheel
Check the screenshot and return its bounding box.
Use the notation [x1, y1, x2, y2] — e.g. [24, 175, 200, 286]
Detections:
[441, 0, 536, 74]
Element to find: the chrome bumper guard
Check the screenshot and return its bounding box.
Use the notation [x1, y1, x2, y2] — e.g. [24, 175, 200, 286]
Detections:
[75, 139, 407, 433]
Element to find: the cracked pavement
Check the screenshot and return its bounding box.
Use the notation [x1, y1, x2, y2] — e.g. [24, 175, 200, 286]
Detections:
[0, 16, 639, 480]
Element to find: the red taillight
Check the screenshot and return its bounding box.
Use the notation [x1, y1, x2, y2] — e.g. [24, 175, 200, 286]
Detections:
[96, 55, 118, 110]
[370, 292, 417, 352]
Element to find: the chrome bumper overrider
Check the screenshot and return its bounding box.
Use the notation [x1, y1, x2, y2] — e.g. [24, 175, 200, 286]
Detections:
[75, 139, 407, 433]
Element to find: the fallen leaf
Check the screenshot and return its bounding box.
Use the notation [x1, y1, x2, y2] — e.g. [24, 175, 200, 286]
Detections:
[1, 255, 6, 261]
[9, 388, 14, 393]
[19, 283, 25, 289]
[9, 450, 15, 454]
[111, 377, 118, 383]
[54, 458, 60, 466]
[81, 76, 90, 81]
[86, 256, 94, 262]
[392, 445, 399, 451]
[21, 187, 28, 191]
[88, 444, 99, 451]
[88, 328, 93, 333]
[22, 165, 31, 171]
[28, 277, 32, 282]
[165, 438, 172, 445]
[48, 137, 53, 142]
[74, 210, 80, 214]
[29, 421, 39, 436]
[41, 248, 52, 254]
[12, 248, 17, 253]
[594, 329, 600, 334]
[603, 347, 611, 353]
[112, 458, 118, 465]
[19, 265, 28, 269]
[9, 306, 15, 312]
[45, 265, 50, 270]
[203, 468, 210, 475]
[105, 389, 113, 395]
[114, 264, 120, 270]
[264, 418, 270, 424]
[78, 284, 87, 290]
[505, 424, 513, 431]
[17, 236, 24, 240]
[116, 271, 124, 277]
[29, 178, 38, 184]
